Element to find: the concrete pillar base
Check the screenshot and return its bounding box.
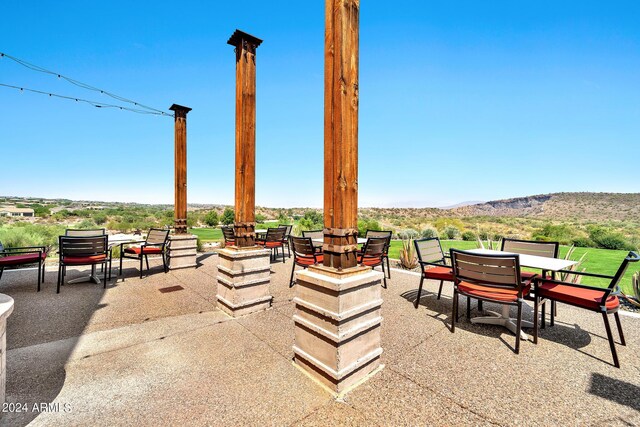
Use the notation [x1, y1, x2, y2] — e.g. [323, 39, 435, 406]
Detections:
[0, 294, 14, 406]
[216, 247, 272, 317]
[167, 234, 198, 270]
[293, 266, 384, 395]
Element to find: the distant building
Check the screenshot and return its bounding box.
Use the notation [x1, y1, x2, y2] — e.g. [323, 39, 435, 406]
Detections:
[0, 207, 35, 217]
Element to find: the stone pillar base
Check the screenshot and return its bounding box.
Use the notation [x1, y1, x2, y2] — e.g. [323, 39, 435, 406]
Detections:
[293, 266, 384, 395]
[0, 294, 14, 406]
[167, 234, 198, 270]
[216, 247, 272, 317]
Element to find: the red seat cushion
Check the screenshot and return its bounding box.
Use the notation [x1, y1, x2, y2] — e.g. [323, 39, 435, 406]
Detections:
[0, 252, 47, 266]
[537, 281, 619, 311]
[295, 254, 323, 266]
[458, 281, 530, 302]
[423, 266, 454, 281]
[264, 242, 283, 248]
[63, 254, 107, 264]
[124, 246, 163, 255]
[361, 256, 382, 267]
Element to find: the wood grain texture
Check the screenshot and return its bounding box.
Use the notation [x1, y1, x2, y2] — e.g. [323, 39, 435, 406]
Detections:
[323, 0, 360, 269]
[169, 104, 192, 234]
[229, 32, 262, 247]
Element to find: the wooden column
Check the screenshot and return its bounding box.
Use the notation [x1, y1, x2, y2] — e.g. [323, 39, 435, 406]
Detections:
[169, 104, 192, 234]
[323, 0, 360, 270]
[228, 30, 262, 248]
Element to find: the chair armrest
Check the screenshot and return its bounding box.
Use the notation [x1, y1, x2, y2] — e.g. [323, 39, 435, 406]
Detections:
[119, 240, 146, 248]
[1, 245, 47, 252]
[556, 270, 614, 280]
[418, 261, 449, 268]
[534, 277, 613, 293]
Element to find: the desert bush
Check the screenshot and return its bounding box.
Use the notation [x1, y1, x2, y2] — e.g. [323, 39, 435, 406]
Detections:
[442, 226, 460, 240]
[420, 226, 438, 239]
[357, 218, 382, 237]
[196, 237, 203, 252]
[397, 229, 419, 240]
[0, 223, 65, 249]
[532, 223, 577, 245]
[461, 231, 476, 241]
[299, 210, 323, 231]
[588, 226, 633, 250]
[571, 237, 595, 248]
[75, 219, 98, 229]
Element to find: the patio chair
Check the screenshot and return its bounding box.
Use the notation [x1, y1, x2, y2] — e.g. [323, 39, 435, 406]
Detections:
[119, 228, 170, 279]
[288, 236, 323, 287]
[502, 238, 560, 320]
[358, 237, 387, 288]
[221, 226, 235, 247]
[0, 241, 48, 291]
[280, 224, 293, 258]
[256, 227, 286, 263]
[533, 251, 640, 368]
[57, 235, 111, 293]
[302, 229, 324, 253]
[413, 238, 454, 308]
[450, 249, 531, 354]
[66, 228, 109, 273]
[364, 230, 392, 278]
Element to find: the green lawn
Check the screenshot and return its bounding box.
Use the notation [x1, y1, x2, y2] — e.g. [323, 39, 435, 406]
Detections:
[388, 240, 637, 295]
[189, 228, 223, 241]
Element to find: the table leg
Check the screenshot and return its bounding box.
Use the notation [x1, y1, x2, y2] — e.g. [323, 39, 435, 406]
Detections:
[67, 265, 101, 285]
[470, 304, 531, 340]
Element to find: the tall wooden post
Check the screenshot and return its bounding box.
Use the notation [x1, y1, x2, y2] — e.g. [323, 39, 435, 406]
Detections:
[169, 104, 192, 234]
[293, 0, 383, 395]
[323, 0, 360, 270]
[228, 30, 262, 247]
[216, 30, 272, 318]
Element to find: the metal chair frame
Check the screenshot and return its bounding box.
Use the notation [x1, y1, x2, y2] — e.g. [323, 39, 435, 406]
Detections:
[0, 241, 47, 291]
[119, 228, 170, 279]
[358, 237, 388, 287]
[413, 237, 452, 308]
[288, 236, 321, 287]
[57, 235, 111, 293]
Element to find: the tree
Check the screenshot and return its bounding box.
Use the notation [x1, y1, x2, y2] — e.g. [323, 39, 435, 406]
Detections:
[299, 210, 323, 231]
[204, 211, 219, 227]
[221, 208, 235, 225]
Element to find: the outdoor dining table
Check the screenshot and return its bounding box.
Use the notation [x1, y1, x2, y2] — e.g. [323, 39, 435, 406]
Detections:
[465, 248, 577, 340]
[312, 237, 367, 247]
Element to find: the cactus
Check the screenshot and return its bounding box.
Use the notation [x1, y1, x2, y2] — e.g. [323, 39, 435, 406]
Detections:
[629, 272, 640, 308]
[398, 239, 418, 270]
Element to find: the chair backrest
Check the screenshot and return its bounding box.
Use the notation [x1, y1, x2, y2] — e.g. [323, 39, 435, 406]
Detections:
[146, 228, 170, 245]
[281, 224, 293, 237]
[450, 249, 522, 292]
[65, 228, 106, 237]
[221, 226, 235, 244]
[501, 238, 559, 259]
[366, 230, 391, 254]
[302, 229, 323, 240]
[361, 237, 387, 259]
[608, 251, 640, 291]
[290, 236, 316, 259]
[414, 238, 446, 264]
[265, 227, 286, 242]
[59, 235, 108, 258]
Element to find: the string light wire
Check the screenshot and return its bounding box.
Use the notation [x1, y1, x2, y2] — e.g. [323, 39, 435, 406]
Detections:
[0, 51, 171, 116]
[0, 83, 171, 116]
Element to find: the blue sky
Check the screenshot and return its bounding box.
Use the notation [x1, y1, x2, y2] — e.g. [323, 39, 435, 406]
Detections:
[1, 1, 639, 207]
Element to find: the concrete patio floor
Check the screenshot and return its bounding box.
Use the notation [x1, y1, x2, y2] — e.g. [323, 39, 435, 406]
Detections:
[0, 253, 639, 426]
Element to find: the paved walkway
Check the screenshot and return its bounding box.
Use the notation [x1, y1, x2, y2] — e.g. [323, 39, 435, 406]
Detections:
[0, 254, 639, 426]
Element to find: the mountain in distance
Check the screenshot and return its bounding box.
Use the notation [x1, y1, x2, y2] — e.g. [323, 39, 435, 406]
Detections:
[438, 200, 484, 209]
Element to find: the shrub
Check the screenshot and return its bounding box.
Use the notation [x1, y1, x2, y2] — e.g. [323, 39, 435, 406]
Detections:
[76, 219, 98, 229]
[461, 231, 476, 241]
[420, 226, 438, 239]
[532, 224, 577, 245]
[397, 229, 419, 240]
[220, 208, 235, 225]
[299, 210, 323, 231]
[357, 218, 382, 237]
[255, 213, 266, 223]
[204, 211, 219, 227]
[571, 237, 595, 248]
[588, 226, 634, 250]
[398, 239, 418, 269]
[196, 237, 203, 252]
[442, 226, 460, 240]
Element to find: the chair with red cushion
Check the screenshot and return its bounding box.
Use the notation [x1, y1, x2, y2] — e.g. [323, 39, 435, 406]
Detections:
[413, 238, 454, 308]
[364, 230, 392, 279]
[302, 230, 323, 254]
[256, 227, 287, 263]
[533, 251, 640, 368]
[119, 228, 170, 279]
[0, 241, 47, 291]
[221, 226, 236, 247]
[289, 236, 323, 287]
[450, 249, 530, 354]
[57, 235, 110, 293]
[358, 237, 387, 288]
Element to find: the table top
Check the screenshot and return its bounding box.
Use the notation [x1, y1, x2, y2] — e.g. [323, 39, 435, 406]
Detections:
[466, 248, 577, 272]
[312, 237, 368, 245]
[255, 229, 268, 234]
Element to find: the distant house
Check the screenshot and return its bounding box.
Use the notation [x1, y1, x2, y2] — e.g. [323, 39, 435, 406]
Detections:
[0, 207, 35, 217]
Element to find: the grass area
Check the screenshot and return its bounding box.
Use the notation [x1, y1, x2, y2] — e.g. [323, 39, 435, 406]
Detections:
[189, 228, 223, 241]
[388, 240, 636, 295]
